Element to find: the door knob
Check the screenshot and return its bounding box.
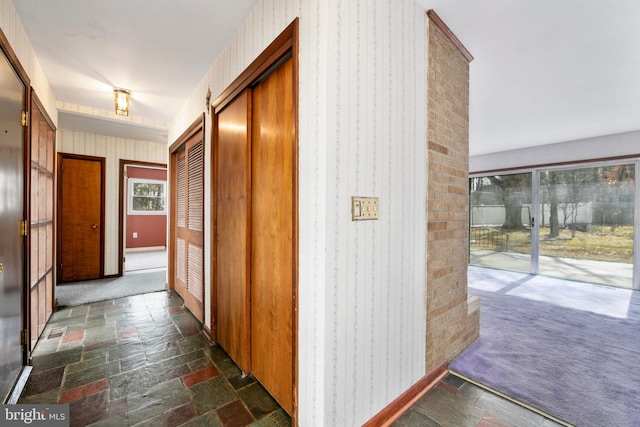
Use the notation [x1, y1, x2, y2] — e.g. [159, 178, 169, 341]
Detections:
[0, 263, 3, 272]
[91, 224, 98, 229]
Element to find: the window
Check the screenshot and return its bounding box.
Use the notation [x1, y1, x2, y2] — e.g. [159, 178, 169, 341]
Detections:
[470, 160, 638, 289]
[128, 178, 166, 214]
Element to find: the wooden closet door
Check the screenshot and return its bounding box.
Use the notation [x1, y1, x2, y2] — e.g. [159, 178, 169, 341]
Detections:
[251, 56, 294, 414]
[214, 89, 252, 372]
[173, 134, 204, 322]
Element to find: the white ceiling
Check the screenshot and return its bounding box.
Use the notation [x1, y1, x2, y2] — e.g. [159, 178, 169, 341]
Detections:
[13, 0, 260, 143]
[420, 0, 640, 155]
[13, 0, 640, 155]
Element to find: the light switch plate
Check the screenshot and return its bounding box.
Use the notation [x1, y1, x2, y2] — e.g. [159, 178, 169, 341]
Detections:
[352, 197, 379, 221]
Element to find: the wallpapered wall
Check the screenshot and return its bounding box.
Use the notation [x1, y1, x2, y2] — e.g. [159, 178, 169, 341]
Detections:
[170, 1, 429, 425]
[57, 129, 168, 275]
[1, 0, 57, 125]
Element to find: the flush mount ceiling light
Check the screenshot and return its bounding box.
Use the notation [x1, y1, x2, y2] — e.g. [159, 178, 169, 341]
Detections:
[114, 88, 130, 116]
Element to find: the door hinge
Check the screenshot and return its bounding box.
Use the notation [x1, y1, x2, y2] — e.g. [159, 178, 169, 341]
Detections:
[21, 329, 29, 346]
[20, 220, 28, 237]
[21, 111, 29, 127]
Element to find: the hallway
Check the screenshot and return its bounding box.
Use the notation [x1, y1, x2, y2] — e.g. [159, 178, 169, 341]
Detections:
[19, 291, 290, 426]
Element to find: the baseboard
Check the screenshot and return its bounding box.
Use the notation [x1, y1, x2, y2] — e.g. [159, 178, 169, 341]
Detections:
[125, 246, 166, 252]
[362, 361, 448, 427]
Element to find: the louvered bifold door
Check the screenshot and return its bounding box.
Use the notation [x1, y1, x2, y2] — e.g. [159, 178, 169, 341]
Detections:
[173, 133, 204, 322]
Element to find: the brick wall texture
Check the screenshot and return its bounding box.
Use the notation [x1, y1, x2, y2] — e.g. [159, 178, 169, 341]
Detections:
[425, 14, 479, 372]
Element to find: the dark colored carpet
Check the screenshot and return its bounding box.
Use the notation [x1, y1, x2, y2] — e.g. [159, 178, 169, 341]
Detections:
[56, 270, 167, 307]
[451, 266, 640, 427]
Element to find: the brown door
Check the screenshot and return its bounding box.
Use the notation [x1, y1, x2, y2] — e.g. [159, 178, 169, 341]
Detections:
[58, 155, 104, 283]
[215, 89, 252, 372]
[251, 56, 295, 414]
[171, 129, 204, 322]
[212, 23, 298, 415]
[0, 45, 26, 402]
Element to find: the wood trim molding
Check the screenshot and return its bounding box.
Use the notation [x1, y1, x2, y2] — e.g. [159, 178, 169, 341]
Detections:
[31, 90, 56, 131]
[117, 159, 167, 277]
[169, 113, 205, 153]
[0, 27, 31, 87]
[212, 18, 298, 113]
[363, 361, 449, 427]
[427, 10, 474, 63]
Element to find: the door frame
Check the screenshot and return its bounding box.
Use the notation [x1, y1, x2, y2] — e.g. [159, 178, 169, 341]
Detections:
[56, 153, 106, 282]
[0, 26, 31, 403]
[211, 18, 299, 421]
[118, 160, 168, 276]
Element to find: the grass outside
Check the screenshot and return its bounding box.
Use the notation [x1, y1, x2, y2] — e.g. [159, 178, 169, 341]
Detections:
[471, 225, 633, 263]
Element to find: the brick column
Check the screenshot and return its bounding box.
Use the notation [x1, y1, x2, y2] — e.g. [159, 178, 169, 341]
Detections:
[425, 10, 479, 371]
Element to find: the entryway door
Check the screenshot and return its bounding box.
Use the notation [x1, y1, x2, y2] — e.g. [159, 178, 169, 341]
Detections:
[169, 116, 205, 322]
[0, 40, 27, 403]
[57, 154, 105, 283]
[214, 54, 295, 414]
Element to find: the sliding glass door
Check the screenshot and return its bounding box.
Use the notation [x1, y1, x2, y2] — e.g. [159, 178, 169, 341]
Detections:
[470, 160, 638, 289]
[469, 172, 532, 273]
[538, 164, 634, 288]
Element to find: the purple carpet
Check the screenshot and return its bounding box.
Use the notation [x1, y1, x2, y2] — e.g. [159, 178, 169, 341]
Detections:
[450, 266, 640, 427]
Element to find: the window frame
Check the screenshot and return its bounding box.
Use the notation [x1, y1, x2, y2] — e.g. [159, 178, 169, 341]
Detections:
[127, 177, 167, 215]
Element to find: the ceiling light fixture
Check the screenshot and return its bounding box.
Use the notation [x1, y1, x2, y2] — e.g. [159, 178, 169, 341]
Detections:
[114, 88, 130, 116]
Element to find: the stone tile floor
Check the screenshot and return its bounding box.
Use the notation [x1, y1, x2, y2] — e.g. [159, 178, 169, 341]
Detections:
[19, 289, 567, 427]
[19, 291, 290, 426]
[393, 374, 567, 427]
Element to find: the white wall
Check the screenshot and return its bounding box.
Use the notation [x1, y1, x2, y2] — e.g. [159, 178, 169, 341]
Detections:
[1, 0, 57, 124]
[171, 1, 428, 425]
[471, 130, 640, 172]
[57, 130, 168, 275]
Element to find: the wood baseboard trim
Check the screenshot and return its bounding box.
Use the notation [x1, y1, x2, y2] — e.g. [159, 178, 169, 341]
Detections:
[362, 361, 448, 427]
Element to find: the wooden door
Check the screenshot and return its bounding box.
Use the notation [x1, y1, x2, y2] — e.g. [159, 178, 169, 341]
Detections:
[29, 93, 56, 349]
[0, 44, 26, 402]
[251, 56, 295, 414]
[214, 90, 252, 372]
[58, 155, 104, 283]
[171, 128, 204, 322]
